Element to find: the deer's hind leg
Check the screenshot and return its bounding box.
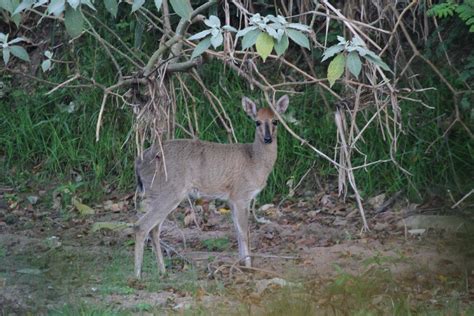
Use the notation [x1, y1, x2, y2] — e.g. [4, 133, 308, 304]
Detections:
[134, 189, 185, 279]
[150, 222, 166, 273]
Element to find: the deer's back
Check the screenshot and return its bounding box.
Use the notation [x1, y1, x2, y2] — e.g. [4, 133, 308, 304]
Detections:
[136, 139, 272, 199]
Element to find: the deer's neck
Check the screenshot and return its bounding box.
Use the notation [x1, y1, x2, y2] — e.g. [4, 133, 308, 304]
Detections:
[252, 134, 278, 171]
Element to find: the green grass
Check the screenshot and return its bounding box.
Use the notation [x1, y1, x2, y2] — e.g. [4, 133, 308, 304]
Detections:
[2, 63, 473, 205]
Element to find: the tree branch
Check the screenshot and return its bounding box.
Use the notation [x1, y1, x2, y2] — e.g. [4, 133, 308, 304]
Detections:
[143, 0, 218, 76]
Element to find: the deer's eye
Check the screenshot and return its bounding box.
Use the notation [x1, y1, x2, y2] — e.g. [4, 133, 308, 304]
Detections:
[272, 120, 278, 126]
[256, 121, 262, 127]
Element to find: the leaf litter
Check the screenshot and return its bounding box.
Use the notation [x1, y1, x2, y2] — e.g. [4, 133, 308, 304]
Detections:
[0, 187, 473, 314]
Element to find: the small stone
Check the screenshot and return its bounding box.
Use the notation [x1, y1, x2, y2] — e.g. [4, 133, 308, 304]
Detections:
[307, 210, 320, 218]
[303, 190, 315, 198]
[27, 196, 39, 205]
[374, 222, 388, 231]
[333, 217, 347, 226]
[368, 193, 386, 209]
[408, 228, 426, 235]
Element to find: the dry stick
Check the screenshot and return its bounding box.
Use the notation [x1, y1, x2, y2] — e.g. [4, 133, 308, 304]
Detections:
[335, 109, 369, 231]
[144, 0, 217, 76]
[380, 0, 417, 56]
[452, 189, 474, 209]
[306, 10, 391, 34]
[83, 18, 123, 78]
[191, 70, 237, 142]
[45, 73, 80, 95]
[85, 12, 144, 65]
[161, 0, 172, 37]
[176, 75, 196, 137]
[263, 87, 344, 169]
[395, 8, 473, 140]
[95, 93, 109, 141]
[322, 0, 381, 50]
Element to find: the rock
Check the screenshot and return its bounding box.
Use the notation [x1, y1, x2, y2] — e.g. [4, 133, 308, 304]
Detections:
[303, 190, 315, 198]
[398, 215, 474, 232]
[373, 222, 389, 231]
[368, 193, 386, 209]
[307, 210, 320, 218]
[333, 217, 347, 226]
[255, 278, 297, 294]
[408, 228, 426, 235]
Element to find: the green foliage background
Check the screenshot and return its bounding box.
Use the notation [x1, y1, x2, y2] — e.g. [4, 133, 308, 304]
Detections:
[0, 0, 473, 205]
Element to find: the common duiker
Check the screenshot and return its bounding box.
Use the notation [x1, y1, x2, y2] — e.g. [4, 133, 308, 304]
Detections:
[134, 95, 289, 278]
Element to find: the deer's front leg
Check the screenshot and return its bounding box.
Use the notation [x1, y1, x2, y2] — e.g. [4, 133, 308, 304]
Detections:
[230, 200, 251, 267]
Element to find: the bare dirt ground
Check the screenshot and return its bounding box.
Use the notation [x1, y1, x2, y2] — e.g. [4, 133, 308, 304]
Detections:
[1, 189, 473, 314]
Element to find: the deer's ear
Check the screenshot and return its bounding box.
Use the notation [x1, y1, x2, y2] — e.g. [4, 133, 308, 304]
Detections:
[275, 95, 289, 114]
[242, 96, 257, 119]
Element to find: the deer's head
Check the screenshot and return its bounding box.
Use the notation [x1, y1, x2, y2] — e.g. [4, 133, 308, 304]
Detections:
[242, 95, 289, 144]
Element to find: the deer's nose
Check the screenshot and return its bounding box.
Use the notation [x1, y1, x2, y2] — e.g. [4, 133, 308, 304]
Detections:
[264, 122, 272, 143]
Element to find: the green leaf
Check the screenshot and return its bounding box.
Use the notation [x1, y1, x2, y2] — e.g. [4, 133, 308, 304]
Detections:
[205, 15, 220, 28]
[222, 25, 237, 32]
[13, 0, 34, 15]
[286, 29, 310, 49]
[41, 59, 52, 72]
[0, 0, 14, 13]
[363, 53, 391, 72]
[48, 0, 65, 16]
[236, 25, 257, 38]
[210, 32, 223, 48]
[256, 32, 274, 62]
[10, 45, 29, 61]
[11, 12, 21, 27]
[2, 47, 11, 65]
[67, 0, 79, 9]
[188, 29, 212, 41]
[72, 197, 95, 215]
[169, 0, 192, 20]
[322, 44, 345, 62]
[154, 0, 162, 11]
[191, 36, 211, 59]
[80, 0, 94, 10]
[327, 53, 345, 87]
[241, 28, 261, 49]
[104, 0, 118, 17]
[346, 51, 361, 78]
[64, 5, 83, 38]
[287, 22, 310, 32]
[274, 33, 289, 56]
[131, 0, 144, 13]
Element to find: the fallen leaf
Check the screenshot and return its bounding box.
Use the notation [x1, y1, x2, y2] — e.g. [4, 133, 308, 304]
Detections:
[27, 195, 39, 205]
[72, 198, 95, 215]
[218, 207, 230, 215]
[184, 211, 196, 227]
